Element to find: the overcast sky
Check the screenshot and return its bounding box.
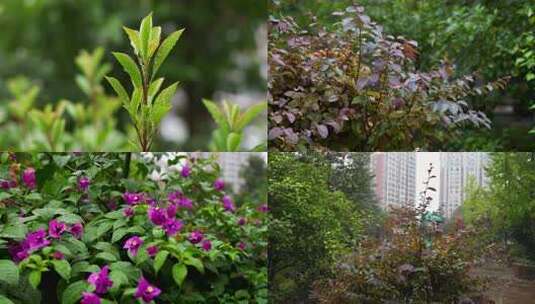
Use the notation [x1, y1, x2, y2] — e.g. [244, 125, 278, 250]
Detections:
[415, 152, 441, 211]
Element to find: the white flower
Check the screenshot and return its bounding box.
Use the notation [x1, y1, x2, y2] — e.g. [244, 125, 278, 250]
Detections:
[149, 169, 167, 182]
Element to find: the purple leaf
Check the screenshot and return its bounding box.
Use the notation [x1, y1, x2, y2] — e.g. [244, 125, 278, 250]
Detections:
[316, 124, 329, 139]
[268, 127, 284, 140]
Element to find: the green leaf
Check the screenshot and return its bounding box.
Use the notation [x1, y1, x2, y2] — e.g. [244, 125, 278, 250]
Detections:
[202, 99, 227, 128]
[61, 281, 88, 304]
[51, 259, 71, 281]
[154, 250, 169, 274]
[172, 263, 188, 287]
[152, 29, 184, 77]
[111, 227, 129, 243]
[105, 76, 129, 104]
[95, 252, 118, 262]
[184, 257, 205, 273]
[112, 52, 142, 88]
[149, 26, 162, 58]
[148, 78, 164, 103]
[28, 270, 41, 289]
[235, 102, 267, 131]
[226, 132, 242, 151]
[151, 82, 178, 124]
[0, 260, 19, 285]
[109, 270, 129, 292]
[123, 27, 142, 57]
[0, 224, 27, 239]
[0, 295, 15, 304]
[139, 13, 153, 61]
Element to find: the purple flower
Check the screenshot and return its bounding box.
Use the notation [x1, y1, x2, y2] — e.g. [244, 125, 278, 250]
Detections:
[167, 191, 182, 204]
[78, 176, 90, 191]
[134, 277, 161, 303]
[8, 242, 29, 263]
[163, 218, 183, 236]
[146, 197, 158, 206]
[123, 207, 134, 218]
[22, 168, 36, 189]
[181, 165, 191, 178]
[257, 204, 269, 213]
[0, 179, 12, 190]
[81, 292, 101, 304]
[26, 228, 51, 251]
[213, 178, 225, 191]
[222, 195, 236, 212]
[178, 197, 193, 209]
[48, 219, 67, 239]
[188, 230, 204, 244]
[237, 241, 246, 250]
[70, 223, 84, 239]
[52, 251, 64, 260]
[124, 236, 144, 256]
[201, 240, 212, 251]
[87, 266, 113, 294]
[166, 203, 177, 218]
[123, 192, 143, 205]
[148, 207, 167, 226]
[238, 217, 247, 226]
[147, 245, 159, 257]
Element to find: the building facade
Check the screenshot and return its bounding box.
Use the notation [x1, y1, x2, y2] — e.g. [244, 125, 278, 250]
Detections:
[439, 152, 490, 218]
[371, 152, 417, 209]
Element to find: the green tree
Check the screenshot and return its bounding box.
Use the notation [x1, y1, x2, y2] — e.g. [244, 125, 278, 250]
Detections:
[239, 155, 267, 203]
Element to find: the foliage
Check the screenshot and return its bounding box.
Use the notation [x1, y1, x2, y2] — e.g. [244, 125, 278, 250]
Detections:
[312, 169, 485, 303]
[0, 0, 267, 150]
[0, 49, 129, 151]
[0, 152, 267, 303]
[462, 152, 535, 260]
[268, 152, 375, 302]
[239, 155, 267, 204]
[202, 100, 267, 152]
[268, 5, 508, 151]
[106, 13, 183, 151]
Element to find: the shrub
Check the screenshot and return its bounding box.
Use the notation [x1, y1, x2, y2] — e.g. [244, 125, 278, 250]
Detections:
[312, 169, 485, 303]
[0, 152, 267, 303]
[268, 5, 508, 151]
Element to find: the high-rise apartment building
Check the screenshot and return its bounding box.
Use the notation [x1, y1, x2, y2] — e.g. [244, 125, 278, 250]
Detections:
[439, 152, 490, 218]
[371, 152, 417, 209]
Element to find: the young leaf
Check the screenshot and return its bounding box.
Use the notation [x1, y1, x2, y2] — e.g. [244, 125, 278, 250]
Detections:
[123, 27, 142, 57]
[235, 102, 267, 131]
[172, 263, 188, 287]
[112, 52, 142, 88]
[139, 13, 153, 61]
[151, 82, 178, 124]
[51, 259, 71, 281]
[152, 29, 185, 78]
[154, 250, 169, 274]
[105, 76, 129, 104]
[28, 270, 41, 289]
[149, 26, 162, 58]
[226, 132, 242, 151]
[148, 78, 165, 103]
[62, 281, 89, 304]
[202, 99, 226, 128]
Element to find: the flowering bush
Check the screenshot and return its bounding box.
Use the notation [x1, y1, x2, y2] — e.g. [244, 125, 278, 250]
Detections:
[268, 5, 509, 151]
[0, 153, 267, 303]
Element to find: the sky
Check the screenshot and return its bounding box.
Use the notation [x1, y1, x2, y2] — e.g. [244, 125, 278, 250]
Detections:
[415, 152, 440, 211]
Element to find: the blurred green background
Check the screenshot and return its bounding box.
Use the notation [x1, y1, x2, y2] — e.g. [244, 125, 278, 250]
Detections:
[0, 0, 267, 150]
[270, 0, 535, 151]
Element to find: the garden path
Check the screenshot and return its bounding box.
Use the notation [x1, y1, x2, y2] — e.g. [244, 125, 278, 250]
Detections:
[477, 263, 535, 304]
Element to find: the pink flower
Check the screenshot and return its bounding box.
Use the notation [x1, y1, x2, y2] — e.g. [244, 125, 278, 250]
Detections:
[201, 239, 212, 251]
[52, 251, 64, 260]
[213, 178, 225, 191]
[178, 197, 193, 209]
[78, 176, 90, 191]
[87, 266, 113, 294]
[22, 168, 36, 189]
[181, 165, 191, 178]
[163, 218, 183, 236]
[257, 204, 269, 213]
[188, 230, 204, 244]
[222, 195, 236, 212]
[166, 203, 177, 218]
[148, 207, 167, 226]
[124, 236, 144, 256]
[81, 292, 101, 304]
[237, 242, 246, 250]
[123, 207, 134, 218]
[48, 219, 67, 239]
[123, 192, 143, 205]
[69, 223, 84, 239]
[238, 217, 247, 226]
[147, 245, 159, 257]
[134, 277, 161, 303]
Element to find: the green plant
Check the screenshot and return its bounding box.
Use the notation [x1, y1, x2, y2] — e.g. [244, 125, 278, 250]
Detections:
[0, 152, 268, 303]
[202, 99, 267, 152]
[106, 13, 184, 151]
